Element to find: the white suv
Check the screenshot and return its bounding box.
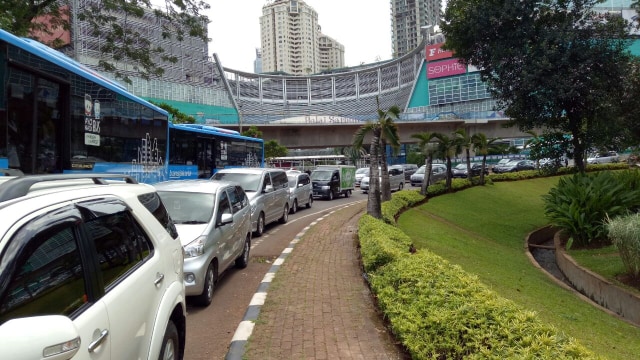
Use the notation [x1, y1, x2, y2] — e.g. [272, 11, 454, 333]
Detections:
[0, 174, 186, 360]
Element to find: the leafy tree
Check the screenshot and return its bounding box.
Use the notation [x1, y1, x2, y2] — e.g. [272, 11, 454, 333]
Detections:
[242, 126, 263, 139]
[2, 0, 209, 84]
[264, 140, 287, 160]
[149, 101, 195, 124]
[334, 146, 367, 167]
[433, 132, 461, 192]
[442, 0, 635, 172]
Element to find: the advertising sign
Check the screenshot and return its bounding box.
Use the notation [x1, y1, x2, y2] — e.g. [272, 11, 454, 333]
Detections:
[427, 58, 467, 79]
[426, 43, 454, 61]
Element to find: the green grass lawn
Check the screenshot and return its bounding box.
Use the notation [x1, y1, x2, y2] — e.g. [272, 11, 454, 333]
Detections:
[397, 177, 640, 360]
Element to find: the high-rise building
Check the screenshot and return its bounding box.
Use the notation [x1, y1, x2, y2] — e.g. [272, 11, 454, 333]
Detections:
[319, 32, 345, 71]
[391, 0, 442, 58]
[260, 0, 343, 75]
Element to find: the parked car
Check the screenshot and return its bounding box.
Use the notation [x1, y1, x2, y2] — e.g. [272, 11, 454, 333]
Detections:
[451, 163, 489, 178]
[493, 159, 536, 173]
[211, 168, 290, 236]
[587, 151, 619, 164]
[361, 165, 405, 193]
[354, 167, 369, 187]
[411, 164, 447, 187]
[0, 174, 186, 360]
[491, 158, 512, 173]
[287, 171, 313, 213]
[399, 164, 419, 180]
[154, 179, 252, 306]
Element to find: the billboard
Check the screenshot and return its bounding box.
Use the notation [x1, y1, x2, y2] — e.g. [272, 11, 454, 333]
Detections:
[427, 58, 467, 79]
[426, 43, 454, 61]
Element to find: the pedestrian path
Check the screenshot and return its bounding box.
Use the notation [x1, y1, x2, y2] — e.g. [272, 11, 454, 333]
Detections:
[225, 201, 407, 359]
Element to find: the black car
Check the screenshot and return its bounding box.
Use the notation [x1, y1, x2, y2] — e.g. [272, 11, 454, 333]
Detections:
[400, 164, 419, 180]
[451, 163, 488, 178]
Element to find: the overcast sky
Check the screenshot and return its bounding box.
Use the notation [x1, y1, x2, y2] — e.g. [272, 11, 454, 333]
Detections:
[206, 0, 393, 73]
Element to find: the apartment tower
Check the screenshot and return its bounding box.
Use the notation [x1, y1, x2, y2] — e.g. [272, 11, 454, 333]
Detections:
[391, 0, 442, 58]
[260, 0, 343, 75]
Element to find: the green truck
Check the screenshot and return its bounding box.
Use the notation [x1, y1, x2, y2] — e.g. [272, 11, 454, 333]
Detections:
[310, 165, 356, 200]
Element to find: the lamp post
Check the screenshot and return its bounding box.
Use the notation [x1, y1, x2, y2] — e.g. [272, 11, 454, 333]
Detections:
[421, 25, 434, 45]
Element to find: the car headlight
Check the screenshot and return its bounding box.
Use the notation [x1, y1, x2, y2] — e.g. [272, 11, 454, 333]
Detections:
[321, 185, 330, 190]
[184, 236, 206, 258]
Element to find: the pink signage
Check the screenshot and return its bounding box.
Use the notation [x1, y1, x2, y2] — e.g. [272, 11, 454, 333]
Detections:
[426, 43, 454, 61]
[427, 58, 467, 79]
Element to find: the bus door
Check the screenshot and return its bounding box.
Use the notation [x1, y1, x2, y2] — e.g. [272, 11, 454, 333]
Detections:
[6, 67, 65, 174]
[196, 136, 217, 178]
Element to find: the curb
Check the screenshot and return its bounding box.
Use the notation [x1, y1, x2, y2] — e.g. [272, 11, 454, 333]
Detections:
[224, 203, 359, 360]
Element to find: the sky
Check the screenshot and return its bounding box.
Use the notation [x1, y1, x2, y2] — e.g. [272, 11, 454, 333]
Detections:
[206, 0, 393, 73]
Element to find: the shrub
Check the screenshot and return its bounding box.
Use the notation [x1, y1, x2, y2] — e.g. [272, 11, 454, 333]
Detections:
[542, 172, 640, 248]
[358, 214, 412, 273]
[607, 213, 640, 278]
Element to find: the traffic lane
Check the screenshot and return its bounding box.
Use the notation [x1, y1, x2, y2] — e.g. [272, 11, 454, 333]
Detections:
[184, 191, 366, 360]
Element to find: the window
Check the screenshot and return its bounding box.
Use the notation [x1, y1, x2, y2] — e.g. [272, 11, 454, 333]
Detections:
[0, 223, 86, 324]
[217, 191, 231, 225]
[228, 186, 246, 213]
[138, 192, 178, 239]
[86, 211, 153, 291]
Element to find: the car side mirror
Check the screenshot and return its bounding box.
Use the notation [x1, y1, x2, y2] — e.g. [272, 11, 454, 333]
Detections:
[0, 315, 80, 360]
[264, 185, 274, 193]
[218, 213, 233, 226]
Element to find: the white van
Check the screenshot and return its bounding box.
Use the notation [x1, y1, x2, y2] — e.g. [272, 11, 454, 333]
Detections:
[211, 168, 290, 236]
[360, 165, 405, 193]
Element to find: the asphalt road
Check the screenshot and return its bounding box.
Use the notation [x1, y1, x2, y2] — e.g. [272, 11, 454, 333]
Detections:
[184, 189, 368, 360]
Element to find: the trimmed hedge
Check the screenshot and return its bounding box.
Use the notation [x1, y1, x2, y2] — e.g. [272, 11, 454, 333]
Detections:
[359, 187, 597, 359]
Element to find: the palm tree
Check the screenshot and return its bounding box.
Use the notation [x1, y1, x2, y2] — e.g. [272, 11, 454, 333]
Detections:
[434, 132, 462, 191]
[411, 131, 438, 195]
[455, 128, 473, 180]
[471, 133, 500, 185]
[353, 100, 401, 217]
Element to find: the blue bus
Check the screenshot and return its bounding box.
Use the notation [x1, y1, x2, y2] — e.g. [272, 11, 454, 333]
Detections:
[0, 29, 263, 183]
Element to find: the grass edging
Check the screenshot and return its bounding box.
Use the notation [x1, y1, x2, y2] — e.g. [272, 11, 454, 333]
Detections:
[358, 190, 597, 359]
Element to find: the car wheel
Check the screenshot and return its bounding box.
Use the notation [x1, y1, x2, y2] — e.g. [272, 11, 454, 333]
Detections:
[328, 191, 334, 201]
[159, 320, 179, 360]
[306, 195, 313, 208]
[235, 235, 251, 268]
[398, 182, 404, 191]
[194, 261, 217, 307]
[345, 190, 351, 198]
[290, 199, 298, 214]
[279, 204, 289, 223]
[255, 212, 265, 237]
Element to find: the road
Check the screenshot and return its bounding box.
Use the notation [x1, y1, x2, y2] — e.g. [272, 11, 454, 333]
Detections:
[184, 190, 368, 360]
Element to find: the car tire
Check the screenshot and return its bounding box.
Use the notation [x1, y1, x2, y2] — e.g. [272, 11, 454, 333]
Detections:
[398, 182, 404, 191]
[159, 320, 179, 360]
[235, 235, 250, 268]
[194, 261, 217, 307]
[255, 212, 265, 237]
[306, 195, 313, 208]
[328, 191, 334, 201]
[279, 204, 289, 224]
[290, 199, 298, 214]
[345, 190, 351, 198]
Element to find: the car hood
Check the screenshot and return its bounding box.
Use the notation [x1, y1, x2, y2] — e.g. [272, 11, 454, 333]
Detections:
[175, 224, 207, 245]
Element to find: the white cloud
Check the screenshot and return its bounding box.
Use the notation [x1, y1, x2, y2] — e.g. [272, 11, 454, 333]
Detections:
[206, 0, 392, 73]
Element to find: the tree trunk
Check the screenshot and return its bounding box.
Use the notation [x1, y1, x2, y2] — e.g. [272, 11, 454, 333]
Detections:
[445, 156, 452, 191]
[421, 156, 432, 196]
[466, 148, 472, 180]
[480, 155, 487, 185]
[380, 139, 391, 202]
[367, 132, 382, 218]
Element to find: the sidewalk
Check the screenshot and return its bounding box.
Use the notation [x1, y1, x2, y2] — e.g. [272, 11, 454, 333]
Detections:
[226, 201, 408, 360]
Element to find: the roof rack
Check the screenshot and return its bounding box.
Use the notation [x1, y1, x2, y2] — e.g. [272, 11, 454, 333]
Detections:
[0, 173, 138, 203]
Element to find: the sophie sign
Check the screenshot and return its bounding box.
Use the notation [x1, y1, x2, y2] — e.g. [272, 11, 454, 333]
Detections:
[427, 58, 467, 79]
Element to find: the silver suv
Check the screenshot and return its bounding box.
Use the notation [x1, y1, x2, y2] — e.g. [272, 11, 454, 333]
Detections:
[154, 180, 252, 307]
[360, 165, 405, 193]
[0, 174, 186, 360]
[211, 168, 290, 236]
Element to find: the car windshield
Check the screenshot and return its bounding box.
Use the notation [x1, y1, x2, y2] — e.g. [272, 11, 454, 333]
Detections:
[211, 172, 262, 192]
[507, 160, 520, 165]
[311, 170, 333, 181]
[287, 175, 298, 188]
[356, 168, 369, 174]
[415, 167, 425, 174]
[157, 191, 214, 224]
[454, 164, 466, 170]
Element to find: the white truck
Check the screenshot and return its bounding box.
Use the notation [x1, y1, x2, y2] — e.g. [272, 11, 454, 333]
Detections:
[310, 165, 356, 200]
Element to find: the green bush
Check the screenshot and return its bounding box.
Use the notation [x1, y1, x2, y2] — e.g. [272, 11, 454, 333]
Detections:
[381, 190, 425, 224]
[358, 214, 412, 273]
[542, 172, 640, 248]
[607, 213, 640, 278]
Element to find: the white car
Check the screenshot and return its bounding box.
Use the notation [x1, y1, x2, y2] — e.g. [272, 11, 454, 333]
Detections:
[287, 171, 313, 213]
[155, 179, 252, 306]
[360, 165, 405, 193]
[0, 174, 186, 360]
[587, 151, 619, 164]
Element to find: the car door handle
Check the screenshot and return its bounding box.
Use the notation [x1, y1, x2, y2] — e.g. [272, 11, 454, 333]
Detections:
[154, 272, 165, 286]
[88, 329, 109, 352]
